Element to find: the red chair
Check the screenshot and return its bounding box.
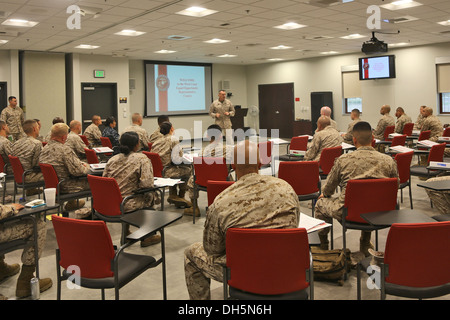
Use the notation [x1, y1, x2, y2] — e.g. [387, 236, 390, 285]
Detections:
[85, 148, 99, 164]
[318, 146, 342, 179]
[8, 155, 45, 202]
[410, 143, 446, 179]
[147, 142, 153, 151]
[331, 178, 399, 277]
[142, 152, 164, 178]
[39, 163, 91, 217]
[390, 134, 407, 147]
[383, 126, 395, 141]
[402, 122, 414, 137]
[443, 127, 450, 137]
[394, 151, 414, 209]
[52, 215, 159, 300]
[371, 139, 376, 148]
[206, 180, 234, 207]
[278, 136, 308, 161]
[357, 221, 450, 300]
[192, 157, 229, 224]
[100, 137, 113, 148]
[278, 161, 321, 217]
[41, 141, 47, 147]
[223, 228, 313, 300]
[79, 135, 89, 146]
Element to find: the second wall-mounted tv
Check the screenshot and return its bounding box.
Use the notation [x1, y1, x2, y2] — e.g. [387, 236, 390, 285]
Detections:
[359, 55, 396, 80]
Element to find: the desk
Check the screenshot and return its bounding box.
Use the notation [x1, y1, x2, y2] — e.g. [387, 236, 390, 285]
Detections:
[417, 180, 450, 191]
[1, 204, 59, 278]
[361, 209, 436, 227]
[121, 210, 182, 300]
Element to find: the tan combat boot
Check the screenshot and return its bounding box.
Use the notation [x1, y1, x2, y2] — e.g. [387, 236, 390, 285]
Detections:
[64, 199, 85, 211]
[319, 234, 329, 250]
[183, 201, 200, 217]
[0, 258, 20, 282]
[15, 265, 52, 298]
[360, 231, 374, 257]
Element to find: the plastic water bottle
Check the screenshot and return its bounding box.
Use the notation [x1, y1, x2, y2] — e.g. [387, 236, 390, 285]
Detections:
[30, 277, 40, 300]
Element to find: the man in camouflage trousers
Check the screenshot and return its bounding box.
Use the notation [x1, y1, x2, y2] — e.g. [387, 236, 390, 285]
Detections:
[184, 140, 300, 300]
[209, 90, 235, 145]
[0, 203, 52, 299]
[314, 121, 399, 256]
[39, 123, 90, 217]
[305, 116, 343, 161]
[184, 124, 234, 217]
[0, 96, 25, 141]
[11, 119, 44, 188]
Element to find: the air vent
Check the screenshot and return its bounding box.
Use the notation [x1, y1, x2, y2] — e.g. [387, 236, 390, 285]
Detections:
[305, 35, 333, 40]
[384, 16, 418, 23]
[0, 11, 10, 19]
[244, 43, 262, 47]
[167, 35, 191, 41]
[0, 30, 19, 37]
[307, 0, 341, 7]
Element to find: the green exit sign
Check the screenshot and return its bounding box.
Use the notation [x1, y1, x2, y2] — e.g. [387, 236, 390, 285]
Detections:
[94, 70, 105, 78]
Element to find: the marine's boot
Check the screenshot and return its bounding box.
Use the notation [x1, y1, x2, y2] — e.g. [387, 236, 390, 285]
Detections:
[360, 231, 374, 257]
[0, 258, 20, 282]
[183, 200, 200, 217]
[177, 188, 192, 208]
[64, 199, 85, 211]
[15, 265, 52, 298]
[319, 234, 329, 250]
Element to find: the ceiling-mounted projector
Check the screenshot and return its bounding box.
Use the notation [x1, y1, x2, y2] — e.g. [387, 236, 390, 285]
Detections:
[361, 32, 388, 54]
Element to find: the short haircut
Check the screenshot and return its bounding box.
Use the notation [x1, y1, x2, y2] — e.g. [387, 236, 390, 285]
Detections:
[317, 115, 331, 127]
[8, 96, 16, 102]
[51, 123, 69, 138]
[159, 121, 172, 135]
[23, 119, 37, 134]
[69, 120, 81, 129]
[396, 107, 405, 113]
[383, 105, 391, 113]
[206, 124, 222, 141]
[52, 117, 64, 125]
[352, 121, 373, 146]
[157, 115, 169, 125]
[132, 113, 142, 123]
[91, 115, 101, 122]
[105, 116, 116, 127]
[424, 107, 433, 115]
[0, 120, 6, 130]
[351, 109, 361, 116]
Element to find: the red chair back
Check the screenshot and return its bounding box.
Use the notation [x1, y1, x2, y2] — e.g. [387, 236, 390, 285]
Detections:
[84, 148, 99, 164]
[226, 228, 310, 295]
[100, 137, 113, 148]
[147, 143, 153, 151]
[193, 157, 229, 187]
[258, 141, 272, 166]
[289, 136, 308, 152]
[428, 143, 446, 164]
[402, 123, 414, 137]
[384, 126, 395, 141]
[394, 151, 414, 184]
[443, 127, 450, 137]
[52, 215, 115, 279]
[142, 152, 163, 177]
[79, 135, 89, 146]
[39, 163, 60, 191]
[42, 141, 47, 147]
[0, 156, 6, 174]
[319, 146, 342, 175]
[278, 161, 320, 196]
[390, 134, 407, 147]
[87, 175, 123, 217]
[384, 222, 450, 288]
[418, 130, 431, 141]
[371, 139, 376, 148]
[206, 180, 234, 206]
[8, 155, 25, 184]
[344, 178, 398, 224]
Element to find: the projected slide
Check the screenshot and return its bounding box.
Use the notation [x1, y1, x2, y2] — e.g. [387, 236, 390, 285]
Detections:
[145, 62, 212, 116]
[361, 56, 392, 79]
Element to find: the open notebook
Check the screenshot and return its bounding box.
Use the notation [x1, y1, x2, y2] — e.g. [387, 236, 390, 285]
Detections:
[298, 213, 331, 233]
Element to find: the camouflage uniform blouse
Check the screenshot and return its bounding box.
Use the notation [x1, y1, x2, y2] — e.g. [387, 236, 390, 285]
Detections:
[84, 123, 102, 147]
[373, 114, 395, 140]
[0, 106, 25, 139]
[65, 131, 87, 159]
[421, 115, 443, 142]
[203, 173, 300, 265]
[209, 99, 235, 130]
[395, 114, 412, 134]
[123, 124, 151, 151]
[305, 125, 343, 161]
[12, 136, 42, 171]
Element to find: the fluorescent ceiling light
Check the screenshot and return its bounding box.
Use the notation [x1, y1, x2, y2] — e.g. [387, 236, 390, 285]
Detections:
[320, 51, 338, 55]
[204, 38, 230, 44]
[274, 22, 307, 30]
[437, 20, 450, 26]
[381, 0, 422, 10]
[267, 58, 284, 61]
[176, 6, 217, 17]
[154, 49, 176, 54]
[340, 33, 366, 39]
[114, 29, 146, 36]
[75, 44, 99, 49]
[0, 40, 8, 45]
[270, 45, 292, 50]
[218, 54, 237, 58]
[1, 19, 38, 27]
[389, 42, 409, 47]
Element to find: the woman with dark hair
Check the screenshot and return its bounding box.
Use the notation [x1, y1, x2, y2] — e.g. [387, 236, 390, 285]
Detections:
[102, 116, 120, 147]
[151, 121, 192, 208]
[103, 131, 160, 246]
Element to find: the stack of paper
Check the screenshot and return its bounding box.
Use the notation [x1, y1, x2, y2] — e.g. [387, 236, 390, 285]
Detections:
[289, 149, 306, 156]
[154, 178, 181, 187]
[90, 163, 107, 171]
[417, 140, 438, 147]
[388, 133, 403, 139]
[269, 138, 289, 145]
[182, 153, 198, 163]
[341, 142, 355, 150]
[298, 135, 313, 141]
[389, 146, 414, 153]
[429, 161, 450, 169]
[438, 137, 450, 142]
[298, 213, 331, 233]
[93, 147, 113, 153]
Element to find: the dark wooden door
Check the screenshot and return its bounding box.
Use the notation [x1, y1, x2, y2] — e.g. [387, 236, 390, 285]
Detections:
[311, 92, 333, 133]
[0, 82, 7, 113]
[258, 83, 294, 138]
[81, 83, 118, 132]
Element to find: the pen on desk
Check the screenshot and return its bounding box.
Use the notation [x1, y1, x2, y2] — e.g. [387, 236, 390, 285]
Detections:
[31, 203, 46, 208]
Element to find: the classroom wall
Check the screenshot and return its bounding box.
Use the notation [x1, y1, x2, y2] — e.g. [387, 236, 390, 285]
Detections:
[0, 50, 19, 106]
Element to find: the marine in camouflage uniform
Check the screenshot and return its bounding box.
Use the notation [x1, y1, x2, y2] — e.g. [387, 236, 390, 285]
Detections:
[413, 106, 426, 130]
[151, 128, 191, 206]
[39, 138, 90, 194]
[184, 169, 300, 300]
[373, 105, 395, 140]
[84, 115, 103, 147]
[394, 108, 412, 134]
[421, 108, 443, 142]
[0, 132, 13, 175]
[65, 131, 87, 160]
[0, 98, 25, 141]
[342, 118, 361, 145]
[314, 123, 399, 254]
[103, 152, 156, 213]
[425, 176, 450, 215]
[12, 134, 43, 183]
[305, 116, 343, 161]
[209, 91, 235, 144]
[123, 124, 151, 151]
